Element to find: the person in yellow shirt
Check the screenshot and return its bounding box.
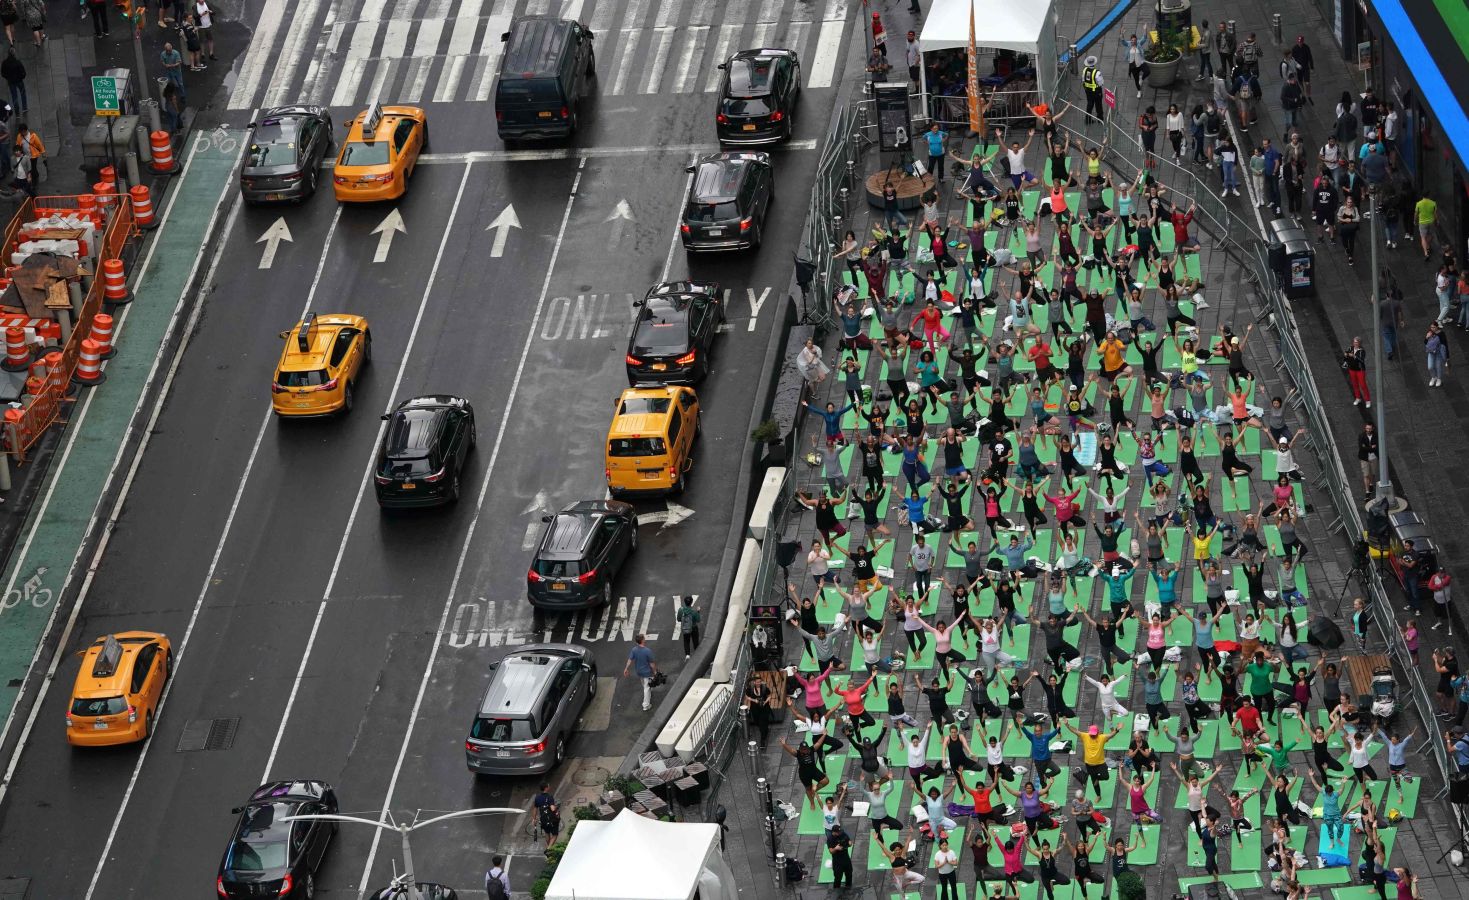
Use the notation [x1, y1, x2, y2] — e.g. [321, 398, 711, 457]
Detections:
[1099, 330, 1132, 381]
[1415, 194, 1437, 260]
[1063, 719, 1123, 799]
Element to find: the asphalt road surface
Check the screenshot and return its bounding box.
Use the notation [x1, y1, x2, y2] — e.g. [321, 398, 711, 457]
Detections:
[0, 0, 859, 894]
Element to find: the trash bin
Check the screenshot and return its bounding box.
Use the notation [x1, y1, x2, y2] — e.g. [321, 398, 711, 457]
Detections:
[1268, 217, 1315, 299]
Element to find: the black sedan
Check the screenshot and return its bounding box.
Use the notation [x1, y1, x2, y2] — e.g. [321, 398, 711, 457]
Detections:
[240, 106, 334, 204]
[217, 781, 338, 900]
[527, 500, 637, 610]
[680, 152, 774, 252]
[715, 48, 801, 145]
[625, 281, 725, 384]
[374, 395, 476, 508]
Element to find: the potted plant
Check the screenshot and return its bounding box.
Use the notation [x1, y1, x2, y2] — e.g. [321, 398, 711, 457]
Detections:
[752, 418, 786, 466]
[1144, 22, 1190, 87]
[1115, 870, 1147, 900]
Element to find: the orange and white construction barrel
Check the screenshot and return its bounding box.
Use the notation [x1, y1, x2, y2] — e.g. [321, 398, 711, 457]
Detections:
[128, 185, 157, 230]
[102, 258, 131, 304]
[88, 313, 116, 359]
[72, 339, 105, 386]
[150, 131, 178, 175]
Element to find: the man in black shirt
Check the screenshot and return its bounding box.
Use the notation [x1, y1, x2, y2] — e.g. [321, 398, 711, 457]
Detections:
[1358, 423, 1378, 500]
[827, 824, 854, 888]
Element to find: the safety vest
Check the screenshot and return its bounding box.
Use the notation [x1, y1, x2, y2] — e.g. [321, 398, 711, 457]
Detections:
[1083, 66, 1100, 91]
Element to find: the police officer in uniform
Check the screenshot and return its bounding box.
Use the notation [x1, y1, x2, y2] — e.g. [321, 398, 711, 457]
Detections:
[1082, 55, 1106, 122]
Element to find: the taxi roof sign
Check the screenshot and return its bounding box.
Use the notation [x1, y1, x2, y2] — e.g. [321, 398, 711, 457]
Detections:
[296, 312, 317, 353]
[361, 102, 384, 139]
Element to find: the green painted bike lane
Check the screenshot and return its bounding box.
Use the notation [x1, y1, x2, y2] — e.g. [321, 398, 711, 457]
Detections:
[0, 129, 243, 742]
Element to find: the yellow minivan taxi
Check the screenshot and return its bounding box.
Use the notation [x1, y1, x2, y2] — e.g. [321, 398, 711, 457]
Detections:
[66, 631, 171, 746]
[605, 385, 700, 497]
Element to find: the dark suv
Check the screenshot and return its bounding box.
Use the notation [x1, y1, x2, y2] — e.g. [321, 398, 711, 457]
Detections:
[715, 48, 801, 145]
[373, 395, 476, 508]
[625, 281, 725, 385]
[495, 16, 596, 141]
[680, 152, 774, 252]
[526, 500, 637, 609]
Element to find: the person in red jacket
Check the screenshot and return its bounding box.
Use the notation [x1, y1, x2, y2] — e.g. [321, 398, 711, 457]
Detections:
[1171, 201, 1201, 254]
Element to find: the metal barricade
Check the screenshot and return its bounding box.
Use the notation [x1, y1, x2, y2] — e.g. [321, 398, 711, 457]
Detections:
[800, 102, 865, 331]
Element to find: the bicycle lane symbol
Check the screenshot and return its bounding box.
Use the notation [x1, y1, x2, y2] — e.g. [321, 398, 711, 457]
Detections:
[0, 566, 52, 613]
[192, 125, 240, 157]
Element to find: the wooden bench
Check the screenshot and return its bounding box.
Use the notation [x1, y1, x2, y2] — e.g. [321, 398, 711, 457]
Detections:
[1342, 653, 1391, 701]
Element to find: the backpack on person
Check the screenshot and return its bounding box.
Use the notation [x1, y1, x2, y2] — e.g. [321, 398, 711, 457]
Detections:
[485, 872, 508, 900]
[1334, 110, 1357, 143]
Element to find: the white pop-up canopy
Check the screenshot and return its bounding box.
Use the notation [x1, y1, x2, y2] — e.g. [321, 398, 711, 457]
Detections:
[918, 0, 1058, 99]
[545, 809, 738, 900]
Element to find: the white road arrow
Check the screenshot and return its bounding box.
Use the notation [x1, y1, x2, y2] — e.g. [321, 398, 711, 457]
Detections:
[521, 490, 555, 550]
[637, 502, 695, 531]
[255, 218, 292, 270]
[370, 208, 406, 263]
[605, 198, 634, 250]
[486, 204, 520, 258]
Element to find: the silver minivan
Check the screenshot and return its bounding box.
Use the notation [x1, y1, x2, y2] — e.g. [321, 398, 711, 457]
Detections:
[465, 643, 597, 775]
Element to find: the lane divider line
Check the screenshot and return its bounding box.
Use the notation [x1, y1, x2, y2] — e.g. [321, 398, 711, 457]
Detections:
[406, 138, 819, 165]
[356, 155, 590, 897]
[81, 199, 345, 900]
[260, 160, 477, 782]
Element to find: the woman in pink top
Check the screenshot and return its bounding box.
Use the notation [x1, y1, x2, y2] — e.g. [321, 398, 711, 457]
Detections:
[921, 613, 971, 676]
[992, 833, 1027, 890]
[1260, 475, 1296, 518]
[1044, 487, 1085, 537]
[1144, 611, 1176, 671]
[1127, 769, 1161, 823]
[793, 666, 832, 713]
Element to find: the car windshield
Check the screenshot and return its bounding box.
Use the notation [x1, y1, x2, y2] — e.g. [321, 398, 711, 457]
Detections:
[692, 161, 742, 201]
[246, 120, 302, 167]
[721, 96, 772, 117]
[470, 717, 537, 742]
[685, 201, 739, 223]
[618, 396, 671, 415]
[229, 841, 288, 872]
[340, 141, 390, 166]
[277, 369, 329, 387]
[70, 696, 126, 716]
[533, 557, 586, 577]
[608, 437, 666, 457]
[727, 58, 775, 94]
[633, 319, 690, 352]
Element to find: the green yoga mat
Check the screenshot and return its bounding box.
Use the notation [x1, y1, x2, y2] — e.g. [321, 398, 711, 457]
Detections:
[1177, 872, 1264, 892]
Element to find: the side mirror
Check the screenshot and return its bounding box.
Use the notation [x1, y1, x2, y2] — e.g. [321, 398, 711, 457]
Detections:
[584, 29, 594, 40]
[246, 121, 256, 128]
[541, 514, 553, 523]
[230, 806, 244, 814]
[380, 413, 391, 421]
[500, 31, 510, 41]
[278, 330, 291, 339]
[632, 298, 644, 307]
[684, 164, 695, 174]
[717, 63, 726, 70]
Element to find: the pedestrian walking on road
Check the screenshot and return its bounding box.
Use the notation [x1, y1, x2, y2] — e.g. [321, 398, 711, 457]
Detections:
[1342, 336, 1371, 407]
[484, 856, 510, 900]
[623, 632, 659, 711]
[1358, 423, 1378, 499]
[17, 0, 40, 47]
[86, 0, 109, 38]
[0, 0, 17, 47]
[160, 42, 186, 100]
[1416, 192, 1438, 260]
[193, 0, 215, 59]
[1337, 196, 1362, 265]
[0, 49, 24, 115]
[10, 145, 30, 198]
[1195, 19, 1213, 80]
[15, 123, 43, 182]
[1425, 321, 1450, 388]
[179, 13, 202, 69]
[676, 596, 701, 658]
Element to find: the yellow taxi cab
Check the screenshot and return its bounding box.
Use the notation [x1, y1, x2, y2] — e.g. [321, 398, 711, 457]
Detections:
[271, 312, 372, 417]
[332, 102, 427, 202]
[604, 385, 700, 497]
[66, 631, 172, 746]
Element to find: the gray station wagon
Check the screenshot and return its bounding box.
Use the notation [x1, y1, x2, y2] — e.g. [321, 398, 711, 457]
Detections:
[465, 643, 597, 776]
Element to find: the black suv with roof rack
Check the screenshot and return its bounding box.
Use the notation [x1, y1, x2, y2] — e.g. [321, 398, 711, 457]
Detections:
[679, 151, 774, 252]
[525, 500, 637, 609]
[715, 48, 801, 145]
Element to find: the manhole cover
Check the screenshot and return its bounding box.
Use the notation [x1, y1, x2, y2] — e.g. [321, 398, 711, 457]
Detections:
[177, 717, 239, 752]
[572, 765, 609, 787]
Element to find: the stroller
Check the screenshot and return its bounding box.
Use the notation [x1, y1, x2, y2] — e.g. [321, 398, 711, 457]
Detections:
[1367, 664, 1398, 723]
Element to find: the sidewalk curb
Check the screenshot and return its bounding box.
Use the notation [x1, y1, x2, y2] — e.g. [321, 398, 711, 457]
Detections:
[0, 121, 240, 788]
[616, 31, 868, 778]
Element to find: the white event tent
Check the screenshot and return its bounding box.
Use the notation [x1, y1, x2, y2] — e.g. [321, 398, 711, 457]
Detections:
[545, 809, 738, 900]
[918, 0, 1059, 101]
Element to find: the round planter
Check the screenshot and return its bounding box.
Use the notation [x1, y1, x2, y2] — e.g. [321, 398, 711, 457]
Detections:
[1145, 51, 1182, 87]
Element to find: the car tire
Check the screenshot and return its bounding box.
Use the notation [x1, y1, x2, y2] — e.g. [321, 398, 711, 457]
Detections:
[162, 649, 172, 682]
[448, 469, 461, 503]
[751, 221, 763, 251]
[630, 525, 638, 551]
[342, 382, 354, 415]
[554, 735, 566, 765]
[144, 711, 154, 739]
[600, 580, 612, 607]
[588, 667, 598, 696]
[304, 167, 318, 200]
[587, 48, 596, 78]
[569, 108, 580, 135]
[303, 873, 315, 899]
[420, 123, 429, 154]
[363, 331, 373, 363]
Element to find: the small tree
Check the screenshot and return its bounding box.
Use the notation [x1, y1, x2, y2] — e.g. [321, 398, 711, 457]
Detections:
[1115, 869, 1147, 900]
[1144, 25, 1189, 64]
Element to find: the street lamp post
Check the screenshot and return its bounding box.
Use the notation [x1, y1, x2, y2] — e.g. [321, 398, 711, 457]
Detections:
[1367, 186, 1391, 503]
[283, 807, 525, 900]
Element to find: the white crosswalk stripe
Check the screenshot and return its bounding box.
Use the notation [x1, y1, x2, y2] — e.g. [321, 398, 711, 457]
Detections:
[229, 0, 854, 112]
